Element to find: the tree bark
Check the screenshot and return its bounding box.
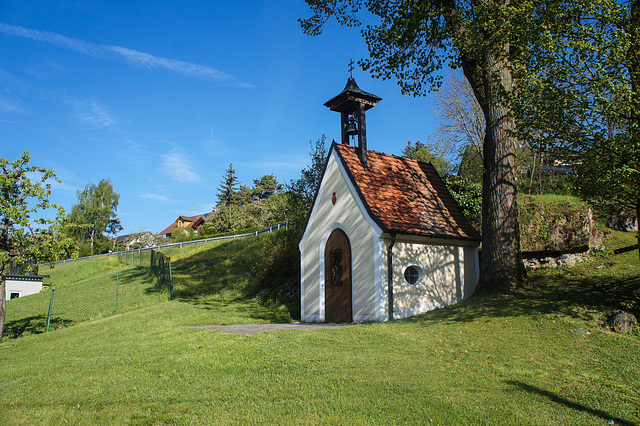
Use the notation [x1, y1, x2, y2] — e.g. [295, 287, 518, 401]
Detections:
[637, 203, 640, 265]
[469, 47, 523, 293]
[630, 0, 640, 265]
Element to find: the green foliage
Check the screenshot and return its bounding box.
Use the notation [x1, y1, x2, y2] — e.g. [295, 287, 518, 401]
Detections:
[203, 166, 288, 237]
[401, 139, 453, 175]
[253, 136, 328, 298]
[170, 227, 196, 243]
[443, 175, 482, 231]
[253, 227, 301, 296]
[65, 179, 122, 256]
[1, 152, 76, 341]
[252, 173, 283, 201]
[513, 0, 639, 259]
[216, 162, 241, 207]
[286, 135, 328, 226]
[457, 144, 483, 184]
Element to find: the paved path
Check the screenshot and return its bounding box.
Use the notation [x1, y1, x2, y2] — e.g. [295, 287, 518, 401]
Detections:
[191, 323, 351, 335]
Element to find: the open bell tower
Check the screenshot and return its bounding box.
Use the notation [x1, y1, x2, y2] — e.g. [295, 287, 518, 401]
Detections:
[324, 61, 381, 170]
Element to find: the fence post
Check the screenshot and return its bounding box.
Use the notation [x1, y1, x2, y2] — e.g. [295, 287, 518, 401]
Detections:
[115, 272, 120, 314]
[169, 258, 174, 300]
[46, 289, 55, 332]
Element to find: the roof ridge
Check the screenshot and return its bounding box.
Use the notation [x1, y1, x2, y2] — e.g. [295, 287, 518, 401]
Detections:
[334, 143, 481, 241]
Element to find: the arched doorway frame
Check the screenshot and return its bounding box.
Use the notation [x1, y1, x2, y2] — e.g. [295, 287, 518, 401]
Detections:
[319, 223, 353, 323]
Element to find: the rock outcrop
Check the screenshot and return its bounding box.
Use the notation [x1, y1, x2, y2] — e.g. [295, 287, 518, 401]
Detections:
[607, 214, 638, 233]
[519, 197, 603, 253]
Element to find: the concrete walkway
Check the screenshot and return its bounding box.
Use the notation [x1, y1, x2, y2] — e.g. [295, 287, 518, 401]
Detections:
[191, 323, 351, 335]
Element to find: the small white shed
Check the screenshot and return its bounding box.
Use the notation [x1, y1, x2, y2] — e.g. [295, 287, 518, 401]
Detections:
[5, 275, 44, 300]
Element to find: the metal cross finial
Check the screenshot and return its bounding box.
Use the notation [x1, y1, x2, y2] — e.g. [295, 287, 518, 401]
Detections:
[348, 59, 354, 77]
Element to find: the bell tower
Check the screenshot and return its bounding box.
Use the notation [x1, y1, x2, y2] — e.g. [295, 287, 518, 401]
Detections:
[324, 63, 381, 170]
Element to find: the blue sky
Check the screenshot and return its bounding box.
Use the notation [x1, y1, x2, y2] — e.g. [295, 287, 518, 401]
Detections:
[1, 0, 441, 235]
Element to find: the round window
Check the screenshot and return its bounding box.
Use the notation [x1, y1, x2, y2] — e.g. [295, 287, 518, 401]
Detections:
[403, 265, 421, 285]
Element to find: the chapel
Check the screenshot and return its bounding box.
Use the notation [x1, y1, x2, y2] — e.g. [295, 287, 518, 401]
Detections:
[298, 76, 481, 323]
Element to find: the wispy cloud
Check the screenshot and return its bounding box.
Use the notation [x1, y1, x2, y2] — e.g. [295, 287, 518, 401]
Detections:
[0, 23, 254, 87]
[0, 95, 26, 114]
[70, 99, 115, 128]
[141, 193, 170, 202]
[161, 148, 203, 183]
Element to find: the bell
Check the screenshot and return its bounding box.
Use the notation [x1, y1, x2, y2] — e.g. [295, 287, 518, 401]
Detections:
[345, 116, 358, 136]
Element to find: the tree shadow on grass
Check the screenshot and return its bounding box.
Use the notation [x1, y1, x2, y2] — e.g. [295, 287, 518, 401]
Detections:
[402, 268, 640, 326]
[3, 315, 73, 339]
[506, 380, 638, 426]
[118, 266, 167, 295]
[181, 293, 293, 323]
[169, 238, 264, 302]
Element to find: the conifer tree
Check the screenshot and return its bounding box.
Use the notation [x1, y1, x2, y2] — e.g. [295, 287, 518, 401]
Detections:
[216, 163, 240, 207]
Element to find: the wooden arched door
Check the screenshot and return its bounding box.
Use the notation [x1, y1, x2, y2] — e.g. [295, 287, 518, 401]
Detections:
[324, 229, 352, 323]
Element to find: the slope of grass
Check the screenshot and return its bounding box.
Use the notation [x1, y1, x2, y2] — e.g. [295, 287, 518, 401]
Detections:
[0, 231, 638, 424]
[6, 235, 284, 340]
[5, 257, 167, 339]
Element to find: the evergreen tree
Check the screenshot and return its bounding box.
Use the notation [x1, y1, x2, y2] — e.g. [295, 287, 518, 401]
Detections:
[252, 174, 283, 201]
[216, 163, 241, 207]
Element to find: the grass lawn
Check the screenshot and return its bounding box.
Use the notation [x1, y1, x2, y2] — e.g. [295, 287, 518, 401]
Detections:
[0, 231, 638, 424]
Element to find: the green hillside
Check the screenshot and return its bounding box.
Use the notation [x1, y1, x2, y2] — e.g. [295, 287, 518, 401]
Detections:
[1, 230, 638, 425]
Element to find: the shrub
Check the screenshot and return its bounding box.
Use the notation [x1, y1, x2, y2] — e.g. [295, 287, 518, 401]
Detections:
[253, 227, 301, 297]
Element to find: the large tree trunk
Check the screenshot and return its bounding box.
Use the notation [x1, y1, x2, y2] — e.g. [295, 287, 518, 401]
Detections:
[636, 203, 640, 265]
[463, 43, 524, 293]
[629, 0, 639, 258]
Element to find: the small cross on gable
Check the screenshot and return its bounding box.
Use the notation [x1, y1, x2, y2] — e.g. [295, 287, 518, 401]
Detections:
[348, 59, 354, 77]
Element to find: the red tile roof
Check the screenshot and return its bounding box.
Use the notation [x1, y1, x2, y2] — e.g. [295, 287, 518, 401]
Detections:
[334, 143, 481, 241]
[159, 214, 207, 235]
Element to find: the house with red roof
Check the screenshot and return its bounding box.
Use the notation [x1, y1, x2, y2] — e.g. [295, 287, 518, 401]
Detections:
[299, 77, 481, 323]
[159, 213, 209, 238]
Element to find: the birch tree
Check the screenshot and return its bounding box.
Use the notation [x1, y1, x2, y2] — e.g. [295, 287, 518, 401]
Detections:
[67, 179, 122, 256]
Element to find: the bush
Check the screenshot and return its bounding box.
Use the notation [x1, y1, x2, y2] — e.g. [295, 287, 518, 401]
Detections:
[253, 227, 301, 297]
[444, 175, 482, 231]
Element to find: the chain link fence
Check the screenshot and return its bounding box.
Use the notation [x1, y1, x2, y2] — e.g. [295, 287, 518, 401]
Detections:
[4, 258, 169, 339]
[149, 250, 173, 299]
[6, 223, 288, 339]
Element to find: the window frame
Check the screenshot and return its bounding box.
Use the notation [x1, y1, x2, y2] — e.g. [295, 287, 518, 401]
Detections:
[402, 263, 425, 286]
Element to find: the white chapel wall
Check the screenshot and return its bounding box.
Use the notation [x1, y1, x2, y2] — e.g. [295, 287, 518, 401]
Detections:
[391, 239, 469, 319]
[300, 153, 379, 322]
